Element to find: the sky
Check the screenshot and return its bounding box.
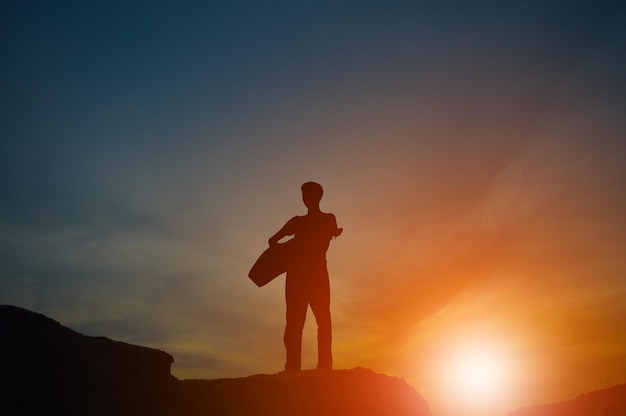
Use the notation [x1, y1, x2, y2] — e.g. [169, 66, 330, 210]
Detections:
[1, 1, 626, 415]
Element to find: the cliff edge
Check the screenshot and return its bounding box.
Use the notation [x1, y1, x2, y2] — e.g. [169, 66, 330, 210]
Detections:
[0, 305, 180, 415]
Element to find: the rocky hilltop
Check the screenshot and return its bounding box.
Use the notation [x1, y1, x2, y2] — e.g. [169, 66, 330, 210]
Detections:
[0, 305, 431, 416]
[0, 305, 180, 415]
[182, 367, 431, 416]
[509, 383, 626, 416]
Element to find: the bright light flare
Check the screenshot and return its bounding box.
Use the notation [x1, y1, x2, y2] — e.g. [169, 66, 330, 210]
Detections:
[436, 339, 517, 414]
[451, 346, 507, 400]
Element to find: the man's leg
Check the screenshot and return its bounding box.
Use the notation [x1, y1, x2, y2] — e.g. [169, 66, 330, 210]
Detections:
[310, 271, 332, 370]
[284, 274, 308, 371]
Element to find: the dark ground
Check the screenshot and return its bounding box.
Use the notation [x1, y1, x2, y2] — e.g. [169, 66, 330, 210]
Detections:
[0, 305, 431, 416]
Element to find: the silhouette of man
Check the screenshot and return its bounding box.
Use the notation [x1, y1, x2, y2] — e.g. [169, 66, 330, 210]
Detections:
[269, 182, 342, 371]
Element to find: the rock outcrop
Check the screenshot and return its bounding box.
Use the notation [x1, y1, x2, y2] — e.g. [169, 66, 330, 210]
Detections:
[181, 367, 431, 416]
[509, 383, 626, 416]
[0, 305, 181, 415]
[0, 305, 432, 416]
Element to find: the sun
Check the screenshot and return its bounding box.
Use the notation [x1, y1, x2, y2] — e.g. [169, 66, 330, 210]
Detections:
[441, 341, 513, 409]
[452, 346, 506, 399]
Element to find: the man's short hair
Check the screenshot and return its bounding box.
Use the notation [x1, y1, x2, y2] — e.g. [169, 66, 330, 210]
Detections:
[301, 182, 324, 202]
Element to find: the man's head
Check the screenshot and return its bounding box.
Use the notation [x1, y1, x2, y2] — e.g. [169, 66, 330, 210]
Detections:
[301, 181, 323, 208]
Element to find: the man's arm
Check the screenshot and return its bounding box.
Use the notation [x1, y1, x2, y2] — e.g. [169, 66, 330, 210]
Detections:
[268, 217, 296, 247]
[330, 214, 343, 238]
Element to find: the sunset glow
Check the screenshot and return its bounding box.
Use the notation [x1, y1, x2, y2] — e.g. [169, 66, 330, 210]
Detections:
[453, 347, 507, 400]
[415, 328, 522, 416]
[446, 342, 513, 409]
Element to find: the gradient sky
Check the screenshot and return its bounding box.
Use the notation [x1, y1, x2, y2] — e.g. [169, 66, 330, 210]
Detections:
[2, 2, 625, 416]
